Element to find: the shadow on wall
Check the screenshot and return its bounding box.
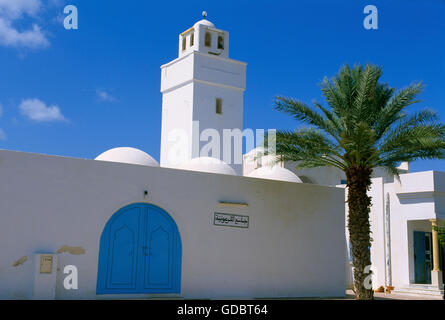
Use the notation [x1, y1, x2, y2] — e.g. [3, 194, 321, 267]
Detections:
[299, 176, 316, 184]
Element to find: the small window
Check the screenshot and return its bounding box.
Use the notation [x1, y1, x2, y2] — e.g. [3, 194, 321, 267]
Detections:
[182, 37, 186, 51]
[190, 33, 194, 46]
[205, 32, 211, 47]
[215, 98, 222, 115]
[217, 35, 224, 49]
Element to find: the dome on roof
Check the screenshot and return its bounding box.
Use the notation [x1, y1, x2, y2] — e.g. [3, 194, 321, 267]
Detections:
[247, 166, 302, 183]
[193, 19, 215, 28]
[95, 147, 159, 167]
[179, 157, 237, 176]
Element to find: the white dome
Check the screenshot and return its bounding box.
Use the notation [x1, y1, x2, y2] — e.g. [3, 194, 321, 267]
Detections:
[95, 147, 159, 167]
[179, 157, 237, 176]
[193, 19, 215, 28]
[247, 166, 302, 183]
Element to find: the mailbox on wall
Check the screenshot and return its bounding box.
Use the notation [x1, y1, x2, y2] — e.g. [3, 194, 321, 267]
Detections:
[40, 255, 53, 274]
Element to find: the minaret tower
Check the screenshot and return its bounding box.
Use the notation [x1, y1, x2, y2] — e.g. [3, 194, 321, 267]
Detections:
[160, 13, 247, 174]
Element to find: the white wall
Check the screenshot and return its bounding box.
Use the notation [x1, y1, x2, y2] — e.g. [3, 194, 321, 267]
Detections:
[368, 178, 386, 289]
[193, 52, 246, 90]
[160, 82, 194, 167]
[386, 171, 443, 287]
[0, 149, 346, 299]
[161, 54, 194, 93]
[193, 81, 244, 174]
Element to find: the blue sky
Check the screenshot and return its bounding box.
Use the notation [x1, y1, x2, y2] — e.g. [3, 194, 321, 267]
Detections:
[0, 0, 444, 172]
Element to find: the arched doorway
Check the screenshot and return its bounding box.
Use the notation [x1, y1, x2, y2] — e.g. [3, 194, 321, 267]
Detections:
[97, 203, 181, 294]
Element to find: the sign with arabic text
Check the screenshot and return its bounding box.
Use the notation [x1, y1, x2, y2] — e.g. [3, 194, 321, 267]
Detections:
[214, 212, 249, 229]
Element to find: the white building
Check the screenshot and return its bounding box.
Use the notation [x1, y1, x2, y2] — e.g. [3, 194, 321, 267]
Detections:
[244, 149, 445, 298]
[0, 17, 346, 300]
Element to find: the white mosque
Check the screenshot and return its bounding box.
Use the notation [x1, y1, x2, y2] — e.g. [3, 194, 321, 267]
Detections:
[0, 15, 443, 299]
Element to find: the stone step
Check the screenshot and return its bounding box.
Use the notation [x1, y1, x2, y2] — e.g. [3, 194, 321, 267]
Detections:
[394, 285, 444, 298]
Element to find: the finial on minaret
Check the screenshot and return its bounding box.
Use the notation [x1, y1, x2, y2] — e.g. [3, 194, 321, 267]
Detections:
[202, 11, 207, 19]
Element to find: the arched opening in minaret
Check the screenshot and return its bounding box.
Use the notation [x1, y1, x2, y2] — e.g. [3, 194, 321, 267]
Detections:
[182, 37, 186, 51]
[205, 32, 211, 47]
[190, 33, 194, 46]
[217, 35, 224, 49]
[215, 98, 223, 115]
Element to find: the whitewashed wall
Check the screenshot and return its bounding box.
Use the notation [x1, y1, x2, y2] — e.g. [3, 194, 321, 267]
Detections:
[0, 149, 346, 299]
[370, 178, 387, 288]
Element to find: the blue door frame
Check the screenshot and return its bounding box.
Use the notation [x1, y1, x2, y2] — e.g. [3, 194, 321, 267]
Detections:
[97, 203, 182, 294]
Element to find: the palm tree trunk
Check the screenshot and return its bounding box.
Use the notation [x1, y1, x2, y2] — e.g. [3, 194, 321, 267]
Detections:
[346, 165, 374, 300]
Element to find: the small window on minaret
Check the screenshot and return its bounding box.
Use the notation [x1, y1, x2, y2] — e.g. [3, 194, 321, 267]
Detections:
[216, 98, 223, 115]
[182, 37, 186, 51]
[190, 33, 194, 46]
[205, 32, 211, 47]
[218, 36, 224, 49]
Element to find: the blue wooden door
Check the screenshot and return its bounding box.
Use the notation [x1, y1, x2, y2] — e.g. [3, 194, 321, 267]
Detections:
[97, 203, 181, 294]
[140, 206, 181, 292]
[414, 231, 432, 284]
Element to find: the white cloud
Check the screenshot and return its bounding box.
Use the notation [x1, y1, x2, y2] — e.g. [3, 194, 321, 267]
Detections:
[0, 0, 49, 49]
[0, 18, 49, 48]
[19, 98, 67, 122]
[0, 0, 42, 19]
[96, 90, 116, 102]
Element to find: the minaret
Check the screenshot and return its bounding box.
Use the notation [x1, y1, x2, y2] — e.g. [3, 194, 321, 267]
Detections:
[160, 13, 247, 174]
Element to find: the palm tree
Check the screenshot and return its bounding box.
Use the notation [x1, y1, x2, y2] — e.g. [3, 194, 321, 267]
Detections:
[267, 64, 445, 300]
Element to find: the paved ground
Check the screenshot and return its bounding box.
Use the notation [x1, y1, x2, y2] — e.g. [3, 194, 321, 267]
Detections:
[260, 290, 444, 300]
[343, 289, 443, 300]
[137, 290, 444, 300]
